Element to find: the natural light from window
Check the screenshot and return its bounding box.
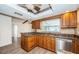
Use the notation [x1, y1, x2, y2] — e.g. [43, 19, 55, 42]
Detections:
[41, 18, 60, 32]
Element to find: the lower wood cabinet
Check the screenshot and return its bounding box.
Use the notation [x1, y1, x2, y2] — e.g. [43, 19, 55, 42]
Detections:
[21, 35, 37, 52]
[43, 36, 47, 48]
[51, 37, 56, 52]
[27, 36, 35, 51]
[38, 35, 56, 52]
[46, 36, 55, 52]
[47, 37, 52, 50]
[21, 34, 56, 52]
[72, 38, 79, 54]
[21, 34, 26, 50]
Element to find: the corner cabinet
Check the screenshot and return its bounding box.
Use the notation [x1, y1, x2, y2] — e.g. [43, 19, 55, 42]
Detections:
[61, 11, 77, 28]
[21, 34, 56, 52]
[21, 34, 37, 52]
[32, 20, 40, 29]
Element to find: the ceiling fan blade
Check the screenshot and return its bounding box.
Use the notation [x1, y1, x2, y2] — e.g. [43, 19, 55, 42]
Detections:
[23, 20, 28, 24]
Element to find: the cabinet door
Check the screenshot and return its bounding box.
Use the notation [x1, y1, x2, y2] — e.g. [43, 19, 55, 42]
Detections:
[41, 36, 44, 47]
[34, 35, 38, 46]
[38, 36, 42, 47]
[47, 36, 52, 51]
[75, 39, 79, 54]
[61, 13, 70, 28]
[40, 36, 44, 47]
[72, 39, 76, 53]
[24, 37, 28, 50]
[32, 20, 40, 29]
[72, 39, 79, 54]
[51, 37, 56, 52]
[69, 12, 77, 28]
[43, 36, 47, 48]
[28, 36, 35, 50]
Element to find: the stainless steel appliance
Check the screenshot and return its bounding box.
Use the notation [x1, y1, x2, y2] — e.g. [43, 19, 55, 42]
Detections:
[56, 38, 72, 54]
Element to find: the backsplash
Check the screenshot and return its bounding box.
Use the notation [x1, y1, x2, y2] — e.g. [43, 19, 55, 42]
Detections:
[60, 29, 75, 34]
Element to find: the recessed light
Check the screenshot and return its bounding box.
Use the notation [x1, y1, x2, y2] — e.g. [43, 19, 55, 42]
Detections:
[66, 11, 70, 13]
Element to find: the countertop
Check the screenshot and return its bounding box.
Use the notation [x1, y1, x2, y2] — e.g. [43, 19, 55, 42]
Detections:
[21, 32, 79, 40]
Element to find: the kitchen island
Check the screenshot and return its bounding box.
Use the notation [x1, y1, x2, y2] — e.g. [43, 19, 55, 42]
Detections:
[21, 32, 56, 52]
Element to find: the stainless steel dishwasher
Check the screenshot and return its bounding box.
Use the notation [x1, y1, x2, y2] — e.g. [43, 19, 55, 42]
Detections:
[56, 37, 72, 54]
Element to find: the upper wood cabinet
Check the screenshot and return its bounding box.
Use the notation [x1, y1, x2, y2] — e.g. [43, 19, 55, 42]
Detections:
[61, 11, 77, 28]
[32, 20, 40, 29]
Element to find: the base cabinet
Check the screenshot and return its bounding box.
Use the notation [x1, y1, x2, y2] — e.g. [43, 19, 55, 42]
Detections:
[37, 35, 55, 52]
[21, 34, 56, 52]
[72, 39, 79, 54]
[51, 37, 56, 52]
[21, 34, 37, 52]
[46, 36, 55, 52]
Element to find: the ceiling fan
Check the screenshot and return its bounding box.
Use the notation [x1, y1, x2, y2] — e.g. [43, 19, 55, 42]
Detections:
[23, 20, 28, 24]
[22, 4, 41, 24]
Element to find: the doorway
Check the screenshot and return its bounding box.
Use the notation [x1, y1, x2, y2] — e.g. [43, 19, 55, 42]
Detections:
[12, 24, 18, 44]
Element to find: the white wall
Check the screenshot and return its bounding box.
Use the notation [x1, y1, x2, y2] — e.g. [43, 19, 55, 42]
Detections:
[60, 29, 75, 34]
[12, 18, 33, 37]
[37, 18, 75, 34]
[0, 14, 12, 47]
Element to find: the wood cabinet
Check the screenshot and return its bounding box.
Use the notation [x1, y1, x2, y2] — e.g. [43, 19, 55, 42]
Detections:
[21, 34, 37, 52]
[51, 37, 56, 52]
[27, 36, 35, 51]
[72, 38, 79, 54]
[21, 34, 26, 50]
[21, 34, 56, 52]
[47, 37, 52, 51]
[69, 12, 77, 27]
[32, 20, 40, 29]
[43, 36, 47, 48]
[61, 11, 77, 28]
[46, 36, 56, 52]
[38, 35, 56, 52]
[38, 35, 44, 47]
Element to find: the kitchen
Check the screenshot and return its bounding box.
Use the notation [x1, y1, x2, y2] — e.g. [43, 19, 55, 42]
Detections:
[0, 4, 79, 54]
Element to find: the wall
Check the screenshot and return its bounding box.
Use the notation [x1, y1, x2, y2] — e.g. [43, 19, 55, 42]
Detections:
[0, 14, 12, 47]
[60, 29, 75, 34]
[37, 18, 75, 34]
[0, 14, 33, 47]
[12, 18, 33, 37]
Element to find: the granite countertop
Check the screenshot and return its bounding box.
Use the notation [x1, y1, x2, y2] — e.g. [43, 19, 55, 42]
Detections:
[21, 32, 79, 40]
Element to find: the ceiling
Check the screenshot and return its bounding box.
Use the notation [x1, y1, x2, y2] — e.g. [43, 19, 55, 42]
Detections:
[18, 4, 51, 14]
[0, 4, 79, 21]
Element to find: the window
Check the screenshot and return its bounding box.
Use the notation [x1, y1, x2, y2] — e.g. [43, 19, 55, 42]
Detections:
[41, 18, 60, 32]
